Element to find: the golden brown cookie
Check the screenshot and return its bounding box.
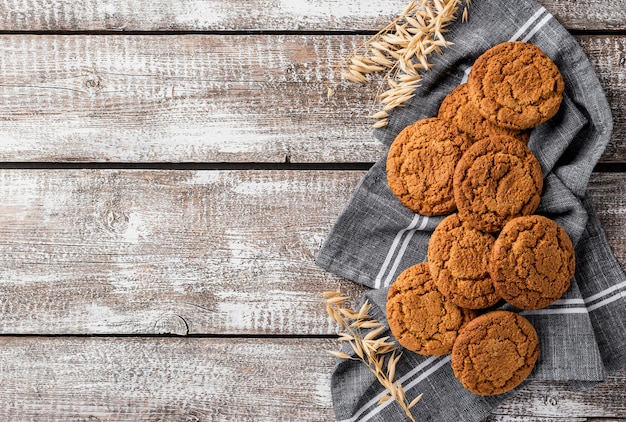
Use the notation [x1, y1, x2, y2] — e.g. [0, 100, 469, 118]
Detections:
[386, 117, 471, 215]
[438, 83, 530, 144]
[386, 262, 476, 356]
[451, 310, 539, 396]
[453, 136, 543, 233]
[427, 213, 500, 309]
[490, 215, 575, 310]
[467, 41, 564, 130]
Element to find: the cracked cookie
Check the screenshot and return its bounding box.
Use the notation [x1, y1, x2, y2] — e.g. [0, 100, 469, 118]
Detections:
[451, 310, 539, 396]
[386, 262, 476, 356]
[453, 136, 543, 233]
[427, 213, 500, 309]
[438, 83, 530, 144]
[467, 41, 564, 130]
[490, 215, 575, 310]
[386, 117, 471, 215]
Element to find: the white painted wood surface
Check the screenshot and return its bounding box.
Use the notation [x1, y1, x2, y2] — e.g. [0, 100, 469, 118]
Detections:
[0, 337, 338, 421]
[0, 0, 622, 31]
[0, 170, 367, 335]
[0, 35, 622, 163]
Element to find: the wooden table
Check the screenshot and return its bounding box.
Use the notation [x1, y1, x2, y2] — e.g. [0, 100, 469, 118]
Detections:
[0, 1, 624, 420]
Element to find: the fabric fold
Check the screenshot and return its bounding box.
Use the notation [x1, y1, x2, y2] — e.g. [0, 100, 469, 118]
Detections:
[576, 197, 626, 373]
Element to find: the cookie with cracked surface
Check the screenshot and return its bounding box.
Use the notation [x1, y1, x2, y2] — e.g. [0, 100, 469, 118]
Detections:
[451, 310, 539, 396]
[386, 262, 477, 356]
[453, 136, 543, 233]
[438, 83, 530, 144]
[386, 117, 471, 215]
[467, 41, 564, 130]
[427, 213, 500, 309]
[490, 215, 575, 310]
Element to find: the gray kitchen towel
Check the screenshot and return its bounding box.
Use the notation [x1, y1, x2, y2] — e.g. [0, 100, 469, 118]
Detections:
[315, 0, 624, 421]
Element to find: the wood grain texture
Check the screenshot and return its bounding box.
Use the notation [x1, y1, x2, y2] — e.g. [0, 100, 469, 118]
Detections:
[578, 36, 626, 164]
[0, 169, 368, 335]
[0, 170, 623, 335]
[0, 336, 622, 421]
[0, 34, 383, 163]
[492, 374, 626, 419]
[0, 35, 622, 163]
[0, 0, 622, 31]
[0, 336, 337, 421]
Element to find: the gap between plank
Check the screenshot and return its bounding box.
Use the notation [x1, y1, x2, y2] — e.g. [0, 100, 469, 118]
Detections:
[0, 162, 376, 171]
[0, 162, 623, 172]
[0, 333, 340, 339]
[0, 29, 381, 36]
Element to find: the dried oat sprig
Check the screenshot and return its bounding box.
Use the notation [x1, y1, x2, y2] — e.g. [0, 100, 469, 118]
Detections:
[334, 0, 471, 128]
[323, 291, 422, 421]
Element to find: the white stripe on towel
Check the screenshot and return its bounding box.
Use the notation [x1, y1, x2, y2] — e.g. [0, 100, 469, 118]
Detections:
[509, 6, 547, 41]
[382, 216, 429, 287]
[587, 291, 626, 312]
[336, 356, 443, 422]
[374, 214, 421, 289]
[584, 280, 626, 304]
[521, 12, 553, 42]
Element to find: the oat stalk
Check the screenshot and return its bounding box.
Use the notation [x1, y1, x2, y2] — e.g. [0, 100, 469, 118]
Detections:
[331, 0, 471, 128]
[323, 291, 422, 421]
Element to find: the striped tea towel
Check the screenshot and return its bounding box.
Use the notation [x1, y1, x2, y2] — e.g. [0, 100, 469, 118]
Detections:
[315, 0, 625, 421]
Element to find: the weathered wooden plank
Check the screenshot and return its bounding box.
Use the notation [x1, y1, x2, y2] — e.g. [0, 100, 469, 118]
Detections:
[0, 34, 382, 163]
[0, 0, 622, 32]
[0, 337, 337, 421]
[0, 336, 622, 421]
[577, 36, 626, 164]
[543, 0, 626, 32]
[0, 169, 368, 335]
[0, 35, 622, 163]
[0, 170, 623, 335]
[492, 373, 626, 419]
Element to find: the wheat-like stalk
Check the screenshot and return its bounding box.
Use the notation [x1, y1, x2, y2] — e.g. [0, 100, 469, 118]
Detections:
[332, 0, 471, 128]
[324, 291, 422, 421]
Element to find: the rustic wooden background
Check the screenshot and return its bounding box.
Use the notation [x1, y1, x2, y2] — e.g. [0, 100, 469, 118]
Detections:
[0, 1, 624, 420]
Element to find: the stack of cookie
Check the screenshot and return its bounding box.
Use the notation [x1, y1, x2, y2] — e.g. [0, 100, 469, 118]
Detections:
[385, 42, 576, 396]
